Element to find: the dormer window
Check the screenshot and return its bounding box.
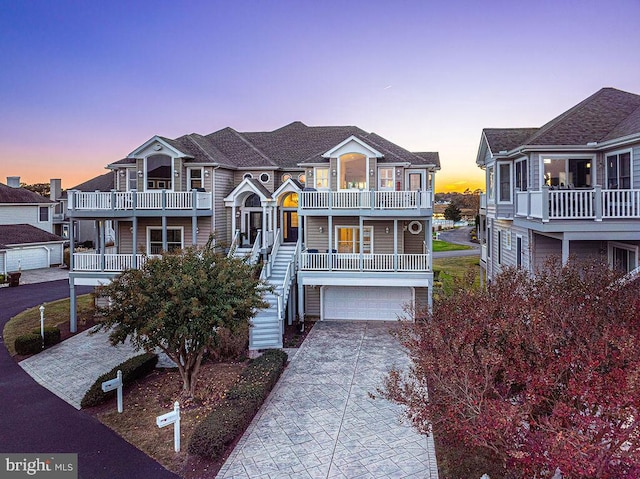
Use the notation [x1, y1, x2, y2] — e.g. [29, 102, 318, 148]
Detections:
[339, 153, 367, 190]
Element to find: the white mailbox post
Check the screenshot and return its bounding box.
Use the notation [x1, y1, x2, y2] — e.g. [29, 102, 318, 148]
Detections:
[101, 370, 123, 413]
[39, 304, 45, 349]
[156, 401, 181, 452]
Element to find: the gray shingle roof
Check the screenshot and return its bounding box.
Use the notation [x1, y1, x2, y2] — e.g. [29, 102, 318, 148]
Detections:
[0, 183, 54, 204]
[483, 88, 640, 153]
[412, 152, 441, 168]
[71, 172, 114, 192]
[0, 224, 64, 248]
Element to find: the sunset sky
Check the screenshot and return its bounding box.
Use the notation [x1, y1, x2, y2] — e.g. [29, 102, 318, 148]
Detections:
[1, 0, 639, 192]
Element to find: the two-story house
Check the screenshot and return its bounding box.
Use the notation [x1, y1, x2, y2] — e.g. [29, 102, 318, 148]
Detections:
[477, 87, 640, 282]
[67, 122, 439, 349]
[0, 176, 65, 273]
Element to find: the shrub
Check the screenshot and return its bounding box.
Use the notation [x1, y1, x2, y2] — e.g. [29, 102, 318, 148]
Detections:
[188, 349, 287, 459]
[209, 323, 249, 362]
[32, 326, 61, 347]
[80, 353, 158, 408]
[0, 274, 5, 283]
[15, 333, 43, 355]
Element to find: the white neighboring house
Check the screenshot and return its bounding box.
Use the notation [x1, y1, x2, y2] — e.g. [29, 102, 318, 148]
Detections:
[0, 177, 66, 273]
[476, 87, 640, 282]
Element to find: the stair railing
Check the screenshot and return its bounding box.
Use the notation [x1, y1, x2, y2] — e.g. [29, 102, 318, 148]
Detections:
[227, 229, 241, 258]
[249, 230, 262, 265]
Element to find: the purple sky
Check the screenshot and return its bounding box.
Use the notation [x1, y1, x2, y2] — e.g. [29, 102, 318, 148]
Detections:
[1, 0, 639, 192]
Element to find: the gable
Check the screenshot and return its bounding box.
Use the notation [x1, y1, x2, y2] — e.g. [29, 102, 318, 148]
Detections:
[322, 136, 384, 159]
[128, 136, 190, 159]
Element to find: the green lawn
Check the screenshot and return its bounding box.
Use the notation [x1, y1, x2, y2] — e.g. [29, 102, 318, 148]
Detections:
[431, 239, 472, 252]
[3, 294, 94, 356]
[433, 255, 481, 293]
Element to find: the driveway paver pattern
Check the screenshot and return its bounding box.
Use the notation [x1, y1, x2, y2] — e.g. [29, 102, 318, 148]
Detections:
[217, 321, 439, 479]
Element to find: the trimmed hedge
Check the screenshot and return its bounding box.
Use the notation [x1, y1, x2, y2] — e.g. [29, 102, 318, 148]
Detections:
[14, 326, 61, 355]
[15, 333, 42, 355]
[80, 353, 158, 409]
[188, 349, 288, 459]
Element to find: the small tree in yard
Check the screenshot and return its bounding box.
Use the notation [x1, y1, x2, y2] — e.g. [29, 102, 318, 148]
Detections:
[444, 202, 462, 222]
[95, 239, 267, 397]
[382, 259, 640, 479]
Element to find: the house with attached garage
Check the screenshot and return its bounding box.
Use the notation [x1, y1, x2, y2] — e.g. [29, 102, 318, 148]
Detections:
[476, 87, 640, 283]
[66, 121, 439, 349]
[0, 177, 65, 273]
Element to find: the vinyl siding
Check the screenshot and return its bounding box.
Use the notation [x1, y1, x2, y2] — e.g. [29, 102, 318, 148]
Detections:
[119, 217, 212, 254]
[403, 223, 425, 254]
[414, 287, 429, 313]
[494, 220, 515, 272]
[531, 153, 540, 190]
[569, 241, 605, 261]
[532, 233, 561, 271]
[214, 169, 234, 242]
[633, 144, 640, 189]
[0, 205, 53, 233]
[305, 217, 398, 253]
[233, 170, 276, 192]
[305, 286, 320, 317]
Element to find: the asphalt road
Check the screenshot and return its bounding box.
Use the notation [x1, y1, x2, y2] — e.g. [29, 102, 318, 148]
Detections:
[434, 226, 481, 258]
[0, 280, 179, 479]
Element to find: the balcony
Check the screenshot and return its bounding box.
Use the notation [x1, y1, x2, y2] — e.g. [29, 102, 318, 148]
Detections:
[73, 253, 160, 272]
[67, 190, 213, 217]
[516, 187, 640, 222]
[299, 252, 430, 272]
[299, 190, 432, 216]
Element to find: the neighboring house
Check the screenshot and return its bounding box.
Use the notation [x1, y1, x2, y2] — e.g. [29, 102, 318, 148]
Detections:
[0, 225, 66, 274]
[0, 178, 65, 272]
[53, 173, 116, 246]
[476, 87, 640, 283]
[67, 121, 439, 349]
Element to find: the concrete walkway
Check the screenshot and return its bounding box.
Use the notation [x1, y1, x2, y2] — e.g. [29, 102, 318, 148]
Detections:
[19, 329, 144, 409]
[218, 321, 439, 479]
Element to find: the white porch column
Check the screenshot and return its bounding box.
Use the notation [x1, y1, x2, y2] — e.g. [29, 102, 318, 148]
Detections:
[297, 282, 305, 323]
[328, 216, 333, 271]
[262, 204, 268, 251]
[393, 219, 398, 271]
[562, 238, 569, 265]
[162, 215, 168, 252]
[359, 216, 364, 271]
[231, 205, 237, 240]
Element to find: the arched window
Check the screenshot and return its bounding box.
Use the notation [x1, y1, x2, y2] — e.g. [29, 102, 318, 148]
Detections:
[282, 193, 298, 208]
[339, 153, 366, 189]
[245, 193, 262, 207]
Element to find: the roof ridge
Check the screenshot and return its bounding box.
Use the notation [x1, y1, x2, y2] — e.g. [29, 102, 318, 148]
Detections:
[184, 134, 216, 162]
[605, 101, 640, 139]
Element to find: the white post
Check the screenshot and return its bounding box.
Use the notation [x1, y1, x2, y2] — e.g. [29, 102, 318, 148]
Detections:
[39, 304, 45, 349]
[156, 401, 181, 452]
[116, 370, 123, 413]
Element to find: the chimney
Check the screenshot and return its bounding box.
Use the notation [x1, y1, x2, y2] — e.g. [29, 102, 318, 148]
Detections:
[50, 179, 62, 201]
[7, 176, 20, 188]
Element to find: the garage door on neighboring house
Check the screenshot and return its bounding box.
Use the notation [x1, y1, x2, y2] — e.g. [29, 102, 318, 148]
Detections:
[323, 286, 413, 321]
[6, 247, 49, 271]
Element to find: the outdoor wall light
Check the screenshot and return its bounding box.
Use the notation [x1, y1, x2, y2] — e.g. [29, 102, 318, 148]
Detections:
[319, 226, 324, 233]
[332, 169, 336, 176]
[174, 170, 179, 177]
[370, 169, 374, 176]
[385, 227, 390, 234]
[204, 169, 210, 177]
[396, 169, 401, 177]
[119, 170, 126, 177]
[137, 171, 143, 177]
[308, 170, 312, 177]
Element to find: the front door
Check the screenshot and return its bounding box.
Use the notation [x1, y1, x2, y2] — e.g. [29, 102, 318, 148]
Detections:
[406, 170, 425, 191]
[283, 211, 299, 243]
[243, 211, 262, 245]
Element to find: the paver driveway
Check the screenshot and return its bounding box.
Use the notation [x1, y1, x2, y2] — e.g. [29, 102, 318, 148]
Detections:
[218, 321, 438, 479]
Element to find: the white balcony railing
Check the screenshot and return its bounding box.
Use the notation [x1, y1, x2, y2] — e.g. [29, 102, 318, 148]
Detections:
[515, 187, 640, 221]
[299, 252, 430, 272]
[73, 253, 160, 272]
[68, 190, 213, 212]
[299, 190, 432, 210]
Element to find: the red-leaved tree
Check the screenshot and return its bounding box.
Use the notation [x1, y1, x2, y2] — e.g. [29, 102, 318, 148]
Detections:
[382, 259, 640, 478]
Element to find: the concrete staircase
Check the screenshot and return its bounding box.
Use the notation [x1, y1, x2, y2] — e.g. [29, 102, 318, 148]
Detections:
[250, 242, 297, 350]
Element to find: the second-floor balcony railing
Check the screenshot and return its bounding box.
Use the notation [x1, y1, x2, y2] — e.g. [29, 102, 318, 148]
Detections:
[299, 252, 430, 272]
[516, 187, 640, 221]
[68, 190, 213, 212]
[299, 190, 432, 211]
[73, 253, 160, 272]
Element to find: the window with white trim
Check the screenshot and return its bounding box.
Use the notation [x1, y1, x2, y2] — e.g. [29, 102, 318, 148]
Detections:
[39, 206, 49, 222]
[188, 168, 203, 190]
[515, 159, 527, 191]
[339, 153, 367, 190]
[148, 227, 183, 254]
[487, 166, 495, 201]
[609, 242, 638, 273]
[606, 151, 631, 189]
[127, 169, 137, 191]
[335, 226, 372, 253]
[378, 167, 394, 190]
[498, 162, 512, 202]
[315, 167, 329, 189]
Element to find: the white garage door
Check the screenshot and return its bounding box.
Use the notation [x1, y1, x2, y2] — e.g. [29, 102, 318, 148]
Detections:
[323, 286, 413, 321]
[6, 247, 49, 271]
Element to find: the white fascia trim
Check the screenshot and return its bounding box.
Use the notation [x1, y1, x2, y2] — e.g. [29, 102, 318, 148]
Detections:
[300, 275, 429, 287]
[272, 178, 302, 199]
[223, 177, 271, 204]
[322, 135, 384, 158]
[128, 136, 188, 158]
